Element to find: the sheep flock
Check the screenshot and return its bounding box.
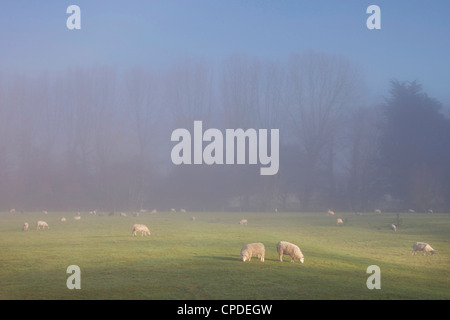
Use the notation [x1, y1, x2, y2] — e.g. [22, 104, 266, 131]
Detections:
[6, 208, 439, 268]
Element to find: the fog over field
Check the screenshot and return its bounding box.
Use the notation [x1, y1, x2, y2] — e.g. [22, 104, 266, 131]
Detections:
[1, 1, 450, 303]
[1, 2, 450, 213]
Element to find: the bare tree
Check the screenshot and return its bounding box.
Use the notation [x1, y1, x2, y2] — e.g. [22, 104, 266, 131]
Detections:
[125, 67, 163, 209]
[287, 51, 362, 210]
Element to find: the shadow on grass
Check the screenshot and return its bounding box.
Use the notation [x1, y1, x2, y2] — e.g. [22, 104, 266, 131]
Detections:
[194, 255, 280, 262]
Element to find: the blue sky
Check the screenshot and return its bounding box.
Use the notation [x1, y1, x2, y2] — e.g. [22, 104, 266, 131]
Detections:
[1, 0, 449, 106]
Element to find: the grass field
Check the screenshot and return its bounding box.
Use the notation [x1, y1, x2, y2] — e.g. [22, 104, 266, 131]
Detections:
[0, 210, 449, 300]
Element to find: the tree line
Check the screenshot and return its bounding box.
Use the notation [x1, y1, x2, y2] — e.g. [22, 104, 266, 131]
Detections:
[1, 52, 449, 212]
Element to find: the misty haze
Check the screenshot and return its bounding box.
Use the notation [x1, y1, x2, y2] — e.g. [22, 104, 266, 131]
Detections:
[0, 1, 449, 302]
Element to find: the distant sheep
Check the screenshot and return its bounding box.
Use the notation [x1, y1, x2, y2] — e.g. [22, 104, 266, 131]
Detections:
[151, 209, 157, 214]
[133, 212, 140, 217]
[327, 209, 335, 216]
[191, 216, 196, 221]
[336, 218, 344, 226]
[120, 212, 127, 217]
[375, 209, 381, 214]
[180, 208, 186, 213]
[170, 208, 176, 213]
[408, 209, 415, 213]
[427, 209, 433, 214]
[239, 219, 248, 226]
[73, 216, 81, 220]
[9, 208, 16, 214]
[276, 241, 304, 263]
[89, 210, 97, 215]
[240, 242, 265, 262]
[23, 222, 29, 231]
[132, 224, 151, 236]
[60, 217, 67, 222]
[390, 224, 397, 232]
[36, 221, 49, 230]
[42, 210, 48, 215]
[412, 242, 435, 256]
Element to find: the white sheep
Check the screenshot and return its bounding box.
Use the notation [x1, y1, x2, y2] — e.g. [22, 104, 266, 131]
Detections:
[9, 208, 16, 213]
[239, 219, 248, 226]
[73, 216, 81, 220]
[240, 243, 265, 262]
[132, 224, 151, 236]
[408, 209, 415, 213]
[327, 209, 335, 216]
[390, 224, 397, 231]
[89, 210, 97, 215]
[36, 221, 49, 230]
[180, 208, 186, 213]
[412, 242, 435, 256]
[276, 241, 304, 263]
[151, 209, 157, 214]
[375, 209, 382, 214]
[336, 218, 344, 226]
[23, 222, 29, 231]
[170, 208, 176, 213]
[120, 212, 127, 217]
[191, 216, 196, 221]
[427, 209, 433, 214]
[42, 210, 48, 215]
[60, 217, 67, 222]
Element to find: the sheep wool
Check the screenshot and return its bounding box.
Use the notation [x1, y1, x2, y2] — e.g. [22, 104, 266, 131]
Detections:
[240, 243, 265, 262]
[276, 241, 304, 263]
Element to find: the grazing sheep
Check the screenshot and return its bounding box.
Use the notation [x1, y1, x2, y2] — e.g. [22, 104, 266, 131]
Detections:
[276, 241, 304, 263]
[239, 219, 248, 226]
[327, 209, 335, 216]
[412, 242, 435, 256]
[151, 209, 157, 214]
[89, 210, 96, 215]
[170, 208, 176, 213]
[275, 208, 278, 213]
[180, 208, 186, 213]
[23, 222, 29, 231]
[42, 210, 48, 215]
[427, 209, 433, 214]
[120, 212, 127, 217]
[408, 209, 415, 213]
[390, 224, 397, 231]
[9, 208, 16, 214]
[240, 243, 265, 262]
[36, 221, 49, 230]
[336, 218, 344, 226]
[375, 209, 382, 214]
[60, 217, 66, 222]
[132, 224, 151, 236]
[73, 216, 81, 220]
[191, 216, 196, 221]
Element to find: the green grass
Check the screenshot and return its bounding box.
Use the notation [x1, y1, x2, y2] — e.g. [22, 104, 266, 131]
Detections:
[0, 211, 449, 300]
